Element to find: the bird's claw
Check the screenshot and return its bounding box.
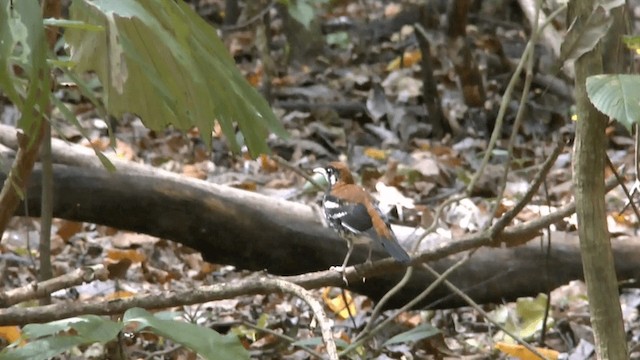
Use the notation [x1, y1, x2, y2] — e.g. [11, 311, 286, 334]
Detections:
[329, 266, 349, 285]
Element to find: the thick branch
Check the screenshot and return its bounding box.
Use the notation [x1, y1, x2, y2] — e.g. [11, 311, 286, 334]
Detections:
[0, 127, 637, 312]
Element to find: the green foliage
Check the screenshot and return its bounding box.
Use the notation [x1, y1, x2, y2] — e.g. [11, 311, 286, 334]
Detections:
[507, 294, 551, 340]
[0, 308, 249, 360]
[0, 0, 49, 135]
[293, 336, 350, 349]
[278, 0, 328, 29]
[64, 0, 287, 157]
[382, 324, 441, 346]
[622, 35, 640, 51]
[586, 74, 640, 130]
[123, 308, 249, 360]
[325, 31, 350, 49]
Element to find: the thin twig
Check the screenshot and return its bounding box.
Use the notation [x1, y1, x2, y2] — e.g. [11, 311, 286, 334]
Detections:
[262, 278, 338, 359]
[465, 4, 566, 196]
[342, 251, 474, 356]
[240, 321, 325, 359]
[362, 267, 414, 335]
[607, 154, 640, 220]
[272, 155, 325, 191]
[486, 0, 540, 228]
[422, 263, 549, 360]
[221, 1, 275, 32]
[490, 141, 564, 238]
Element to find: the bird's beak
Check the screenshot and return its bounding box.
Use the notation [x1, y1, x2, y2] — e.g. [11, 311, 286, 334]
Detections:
[309, 167, 330, 191]
[313, 167, 328, 179]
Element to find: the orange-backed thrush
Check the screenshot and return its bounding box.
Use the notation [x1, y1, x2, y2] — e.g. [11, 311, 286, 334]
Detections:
[314, 162, 411, 270]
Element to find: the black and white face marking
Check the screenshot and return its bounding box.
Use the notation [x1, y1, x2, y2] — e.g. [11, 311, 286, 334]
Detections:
[313, 166, 340, 187]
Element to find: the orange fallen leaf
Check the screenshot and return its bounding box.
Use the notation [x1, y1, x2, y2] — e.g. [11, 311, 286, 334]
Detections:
[106, 249, 146, 263]
[386, 49, 422, 71]
[0, 326, 21, 343]
[105, 290, 135, 301]
[495, 342, 559, 360]
[364, 147, 387, 160]
[322, 287, 356, 320]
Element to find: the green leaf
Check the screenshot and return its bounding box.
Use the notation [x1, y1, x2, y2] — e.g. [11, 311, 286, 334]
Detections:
[51, 96, 116, 172]
[622, 35, 640, 51]
[66, 0, 287, 157]
[504, 294, 551, 340]
[382, 324, 441, 346]
[22, 315, 121, 342]
[0, 0, 50, 135]
[586, 74, 640, 130]
[123, 307, 249, 360]
[1, 336, 87, 360]
[293, 337, 350, 349]
[2, 316, 122, 360]
[325, 31, 350, 48]
[0, 0, 22, 107]
[287, 0, 314, 29]
[42, 18, 104, 31]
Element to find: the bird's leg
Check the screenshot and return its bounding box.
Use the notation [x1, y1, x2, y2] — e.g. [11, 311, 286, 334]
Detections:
[366, 243, 373, 264]
[330, 238, 354, 285]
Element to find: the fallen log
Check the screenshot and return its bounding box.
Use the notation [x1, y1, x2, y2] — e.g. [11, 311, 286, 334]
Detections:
[1, 127, 639, 309]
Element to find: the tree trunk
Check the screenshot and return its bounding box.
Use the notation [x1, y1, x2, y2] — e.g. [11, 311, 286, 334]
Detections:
[570, 0, 628, 358]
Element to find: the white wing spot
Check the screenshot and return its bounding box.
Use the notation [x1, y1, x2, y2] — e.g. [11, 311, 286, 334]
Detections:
[329, 211, 348, 218]
[323, 200, 341, 209]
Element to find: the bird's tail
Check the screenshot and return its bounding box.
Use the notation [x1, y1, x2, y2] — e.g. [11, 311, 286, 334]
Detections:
[367, 229, 411, 264]
[382, 239, 411, 264]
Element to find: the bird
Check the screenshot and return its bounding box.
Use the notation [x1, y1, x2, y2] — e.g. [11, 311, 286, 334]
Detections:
[313, 162, 411, 270]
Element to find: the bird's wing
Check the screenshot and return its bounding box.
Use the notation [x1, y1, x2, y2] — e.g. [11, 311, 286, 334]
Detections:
[323, 194, 373, 232]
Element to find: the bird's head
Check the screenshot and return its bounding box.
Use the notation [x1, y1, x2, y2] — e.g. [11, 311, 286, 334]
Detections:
[313, 162, 355, 188]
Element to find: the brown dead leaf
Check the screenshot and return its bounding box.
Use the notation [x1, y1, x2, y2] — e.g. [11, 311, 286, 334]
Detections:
[271, 74, 296, 87]
[246, 66, 263, 87]
[56, 220, 83, 242]
[106, 258, 132, 279]
[386, 50, 422, 71]
[231, 181, 257, 192]
[396, 312, 422, 327]
[226, 31, 254, 57]
[97, 225, 119, 236]
[265, 178, 295, 189]
[50, 235, 66, 255]
[106, 249, 146, 263]
[115, 140, 136, 161]
[259, 154, 279, 173]
[415, 205, 435, 228]
[193, 262, 219, 280]
[183, 164, 207, 179]
[143, 263, 178, 284]
[86, 137, 110, 151]
[250, 333, 279, 349]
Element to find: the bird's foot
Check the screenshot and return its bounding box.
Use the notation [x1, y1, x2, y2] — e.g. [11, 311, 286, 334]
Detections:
[329, 266, 349, 285]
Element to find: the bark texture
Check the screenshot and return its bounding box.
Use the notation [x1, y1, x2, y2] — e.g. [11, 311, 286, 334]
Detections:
[570, 0, 628, 357]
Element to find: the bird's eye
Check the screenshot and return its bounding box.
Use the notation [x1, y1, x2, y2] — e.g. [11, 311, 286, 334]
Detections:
[327, 167, 339, 185]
